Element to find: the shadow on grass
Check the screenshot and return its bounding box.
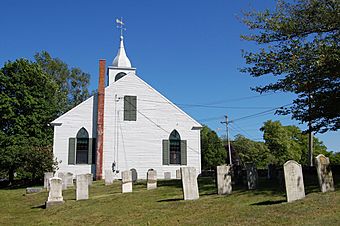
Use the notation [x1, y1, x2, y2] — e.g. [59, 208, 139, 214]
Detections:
[157, 198, 182, 202]
[31, 204, 46, 209]
[251, 199, 286, 206]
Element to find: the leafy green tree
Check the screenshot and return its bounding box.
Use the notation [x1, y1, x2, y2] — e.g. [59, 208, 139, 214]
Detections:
[241, 0, 340, 133]
[34, 51, 90, 114]
[0, 59, 58, 183]
[261, 120, 328, 165]
[232, 134, 273, 168]
[201, 126, 227, 169]
[261, 121, 304, 165]
[328, 151, 340, 165]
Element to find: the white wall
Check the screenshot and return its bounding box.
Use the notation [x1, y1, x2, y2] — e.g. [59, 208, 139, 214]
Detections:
[103, 73, 201, 179]
[52, 96, 96, 175]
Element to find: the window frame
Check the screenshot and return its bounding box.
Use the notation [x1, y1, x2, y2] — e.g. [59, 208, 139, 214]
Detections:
[124, 95, 137, 121]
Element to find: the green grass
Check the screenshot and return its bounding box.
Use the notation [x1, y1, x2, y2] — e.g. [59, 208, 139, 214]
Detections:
[0, 177, 339, 226]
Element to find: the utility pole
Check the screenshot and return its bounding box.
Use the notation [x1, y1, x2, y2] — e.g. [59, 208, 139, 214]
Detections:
[221, 115, 232, 165]
[308, 91, 313, 167]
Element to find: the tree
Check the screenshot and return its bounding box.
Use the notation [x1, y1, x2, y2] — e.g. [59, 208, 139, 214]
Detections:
[201, 126, 227, 169]
[34, 51, 90, 115]
[261, 120, 328, 165]
[232, 134, 273, 168]
[241, 0, 340, 133]
[0, 59, 58, 183]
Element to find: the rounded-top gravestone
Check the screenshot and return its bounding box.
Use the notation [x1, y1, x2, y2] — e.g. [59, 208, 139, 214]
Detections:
[130, 168, 137, 183]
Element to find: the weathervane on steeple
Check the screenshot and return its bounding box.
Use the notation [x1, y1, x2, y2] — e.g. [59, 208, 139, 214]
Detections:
[116, 18, 126, 37]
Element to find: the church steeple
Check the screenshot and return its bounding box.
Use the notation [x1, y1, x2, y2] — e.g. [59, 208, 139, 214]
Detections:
[107, 18, 136, 85]
[112, 35, 132, 68]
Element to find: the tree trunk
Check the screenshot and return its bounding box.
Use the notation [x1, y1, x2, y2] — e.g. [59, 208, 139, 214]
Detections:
[8, 167, 14, 186]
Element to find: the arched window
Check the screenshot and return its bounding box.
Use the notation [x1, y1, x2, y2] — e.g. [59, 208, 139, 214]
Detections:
[76, 127, 89, 164]
[115, 72, 127, 81]
[169, 130, 181, 164]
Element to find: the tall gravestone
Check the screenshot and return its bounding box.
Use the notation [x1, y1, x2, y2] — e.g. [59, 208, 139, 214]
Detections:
[45, 177, 64, 208]
[76, 174, 89, 200]
[105, 170, 114, 185]
[315, 154, 335, 193]
[216, 165, 232, 195]
[58, 172, 67, 190]
[130, 168, 138, 183]
[44, 172, 53, 190]
[66, 172, 74, 187]
[246, 163, 258, 190]
[147, 169, 157, 190]
[181, 167, 199, 200]
[121, 170, 132, 193]
[283, 160, 305, 202]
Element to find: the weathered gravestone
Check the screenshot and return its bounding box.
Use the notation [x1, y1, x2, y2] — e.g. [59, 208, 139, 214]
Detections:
[76, 174, 89, 200]
[130, 168, 138, 183]
[315, 154, 335, 193]
[246, 163, 258, 190]
[85, 173, 93, 186]
[176, 169, 181, 179]
[45, 177, 64, 208]
[44, 172, 53, 190]
[164, 172, 171, 180]
[105, 170, 114, 185]
[181, 167, 199, 200]
[26, 187, 43, 194]
[66, 172, 74, 187]
[147, 169, 157, 190]
[58, 172, 67, 190]
[216, 165, 232, 195]
[121, 170, 132, 193]
[283, 160, 305, 202]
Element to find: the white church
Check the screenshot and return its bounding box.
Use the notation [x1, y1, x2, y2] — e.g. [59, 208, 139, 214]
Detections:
[51, 30, 202, 180]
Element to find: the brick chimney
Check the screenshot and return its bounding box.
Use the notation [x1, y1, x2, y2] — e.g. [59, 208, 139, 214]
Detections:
[96, 59, 105, 180]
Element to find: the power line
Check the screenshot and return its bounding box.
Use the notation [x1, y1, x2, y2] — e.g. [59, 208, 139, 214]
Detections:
[199, 92, 281, 105]
[231, 103, 293, 122]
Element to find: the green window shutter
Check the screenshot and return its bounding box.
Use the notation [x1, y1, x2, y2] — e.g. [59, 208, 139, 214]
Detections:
[162, 140, 169, 165]
[91, 138, 96, 164]
[124, 96, 137, 121]
[181, 140, 187, 165]
[68, 138, 76, 165]
[88, 138, 93, 165]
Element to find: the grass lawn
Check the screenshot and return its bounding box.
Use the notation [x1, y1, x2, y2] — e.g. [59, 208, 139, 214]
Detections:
[0, 176, 339, 226]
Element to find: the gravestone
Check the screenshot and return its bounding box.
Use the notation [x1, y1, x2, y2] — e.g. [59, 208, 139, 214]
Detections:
[283, 160, 305, 202]
[130, 168, 138, 183]
[105, 170, 114, 185]
[66, 172, 74, 187]
[45, 177, 64, 208]
[58, 172, 67, 190]
[85, 173, 93, 186]
[245, 163, 258, 190]
[147, 169, 157, 190]
[176, 169, 181, 179]
[181, 167, 199, 200]
[121, 170, 132, 193]
[26, 187, 43, 194]
[76, 174, 89, 200]
[315, 154, 335, 193]
[44, 172, 53, 190]
[164, 172, 171, 180]
[216, 165, 232, 195]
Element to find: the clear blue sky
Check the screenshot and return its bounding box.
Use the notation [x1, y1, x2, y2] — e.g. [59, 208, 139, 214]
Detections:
[1, 0, 339, 152]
